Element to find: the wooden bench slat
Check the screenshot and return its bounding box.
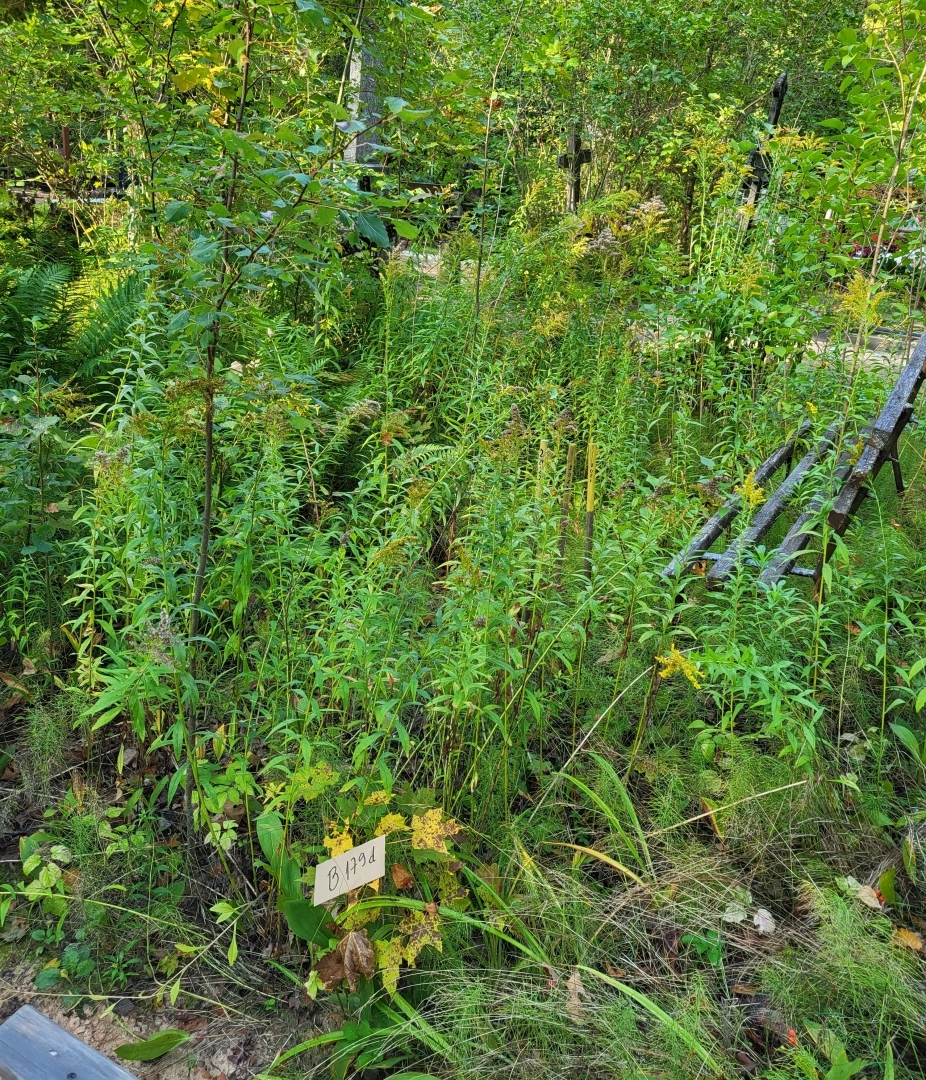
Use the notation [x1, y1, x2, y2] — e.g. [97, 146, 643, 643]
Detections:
[661, 420, 810, 578]
[0, 1005, 138, 1080]
[706, 422, 841, 584]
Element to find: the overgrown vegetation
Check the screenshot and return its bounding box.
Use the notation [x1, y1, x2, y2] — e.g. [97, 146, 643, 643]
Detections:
[4, 0, 926, 1076]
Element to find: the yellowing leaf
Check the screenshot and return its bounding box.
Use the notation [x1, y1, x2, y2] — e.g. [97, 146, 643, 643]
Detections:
[374, 936, 403, 995]
[398, 904, 442, 966]
[171, 66, 211, 92]
[376, 813, 408, 837]
[323, 824, 353, 856]
[364, 790, 391, 806]
[410, 808, 461, 853]
[892, 926, 924, 951]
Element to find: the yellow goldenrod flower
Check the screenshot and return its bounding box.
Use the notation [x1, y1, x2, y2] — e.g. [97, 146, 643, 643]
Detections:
[656, 643, 703, 690]
[734, 469, 765, 509]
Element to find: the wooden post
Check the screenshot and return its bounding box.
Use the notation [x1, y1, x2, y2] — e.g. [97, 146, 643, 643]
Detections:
[557, 130, 591, 214]
[61, 125, 70, 176]
[343, 46, 381, 165]
[584, 442, 597, 580]
[556, 442, 577, 580]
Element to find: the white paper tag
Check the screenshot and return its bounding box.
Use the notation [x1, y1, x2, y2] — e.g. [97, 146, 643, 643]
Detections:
[313, 834, 386, 905]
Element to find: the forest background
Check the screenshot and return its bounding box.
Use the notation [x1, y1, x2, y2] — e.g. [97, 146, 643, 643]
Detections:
[3, 0, 926, 1077]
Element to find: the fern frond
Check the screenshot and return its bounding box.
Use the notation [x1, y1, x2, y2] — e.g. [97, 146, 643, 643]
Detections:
[70, 273, 144, 373]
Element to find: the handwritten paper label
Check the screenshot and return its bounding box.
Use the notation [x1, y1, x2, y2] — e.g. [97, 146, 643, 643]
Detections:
[313, 834, 385, 905]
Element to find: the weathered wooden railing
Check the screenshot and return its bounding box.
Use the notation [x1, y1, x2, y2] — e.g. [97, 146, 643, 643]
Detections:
[664, 330, 926, 589]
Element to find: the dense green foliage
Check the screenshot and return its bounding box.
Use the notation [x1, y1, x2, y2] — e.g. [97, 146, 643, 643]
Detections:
[4, 0, 926, 1077]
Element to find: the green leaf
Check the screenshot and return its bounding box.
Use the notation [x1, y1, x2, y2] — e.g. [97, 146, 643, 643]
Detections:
[354, 212, 391, 248]
[228, 928, 238, 966]
[164, 200, 191, 223]
[34, 965, 62, 989]
[390, 219, 419, 240]
[384, 96, 409, 115]
[327, 101, 350, 121]
[890, 723, 923, 763]
[878, 866, 896, 906]
[255, 810, 283, 862]
[115, 1030, 191, 1062]
[314, 205, 339, 227]
[189, 239, 220, 265]
[825, 1060, 866, 1080]
[281, 899, 330, 945]
[295, 0, 327, 24]
[385, 1074, 446, 1079]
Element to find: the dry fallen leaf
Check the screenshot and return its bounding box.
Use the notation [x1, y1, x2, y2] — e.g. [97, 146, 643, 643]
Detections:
[892, 926, 924, 951]
[312, 929, 377, 992]
[19, 658, 36, 677]
[341, 929, 377, 991]
[391, 863, 414, 890]
[565, 968, 588, 1023]
[0, 672, 29, 695]
[541, 961, 559, 991]
[856, 885, 883, 910]
[753, 908, 776, 935]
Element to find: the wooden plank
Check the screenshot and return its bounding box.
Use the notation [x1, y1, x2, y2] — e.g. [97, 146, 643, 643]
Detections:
[662, 421, 810, 578]
[706, 422, 841, 584]
[0, 1005, 137, 1080]
[827, 408, 914, 534]
[762, 329, 926, 584]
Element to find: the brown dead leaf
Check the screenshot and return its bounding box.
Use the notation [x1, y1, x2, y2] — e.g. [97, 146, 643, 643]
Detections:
[565, 968, 588, 1023]
[541, 962, 559, 991]
[892, 926, 924, 951]
[176, 1013, 209, 1033]
[341, 930, 376, 991]
[313, 929, 377, 993]
[313, 946, 345, 991]
[856, 885, 883, 910]
[732, 983, 759, 996]
[700, 797, 724, 838]
[19, 658, 36, 677]
[0, 694, 23, 715]
[0, 673, 29, 696]
[605, 963, 627, 979]
[391, 863, 414, 890]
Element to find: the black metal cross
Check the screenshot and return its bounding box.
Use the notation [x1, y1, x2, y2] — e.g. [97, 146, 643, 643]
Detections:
[742, 71, 788, 206]
[557, 132, 591, 213]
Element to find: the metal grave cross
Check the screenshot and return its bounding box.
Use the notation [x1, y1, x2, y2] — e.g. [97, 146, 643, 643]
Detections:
[557, 132, 591, 213]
